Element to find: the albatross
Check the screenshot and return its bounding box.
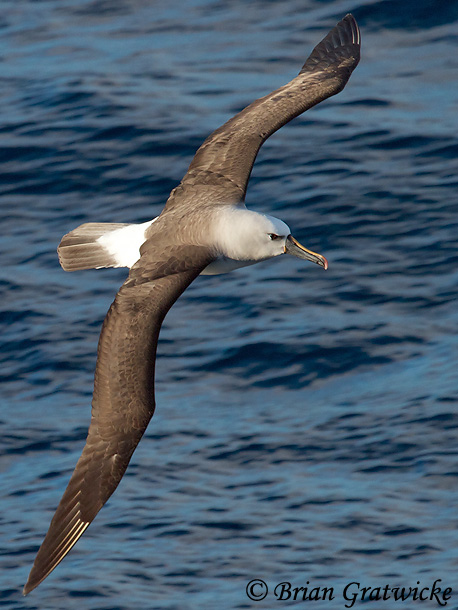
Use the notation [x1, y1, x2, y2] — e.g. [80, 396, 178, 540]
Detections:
[24, 14, 360, 594]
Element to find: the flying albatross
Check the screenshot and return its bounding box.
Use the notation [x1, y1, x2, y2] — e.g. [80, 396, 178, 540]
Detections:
[24, 14, 360, 594]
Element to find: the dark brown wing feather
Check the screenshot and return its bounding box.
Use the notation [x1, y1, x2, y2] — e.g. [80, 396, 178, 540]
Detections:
[166, 14, 360, 207]
[24, 246, 213, 595]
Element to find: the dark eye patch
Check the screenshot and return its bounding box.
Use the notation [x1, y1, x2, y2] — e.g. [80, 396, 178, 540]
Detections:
[268, 233, 281, 241]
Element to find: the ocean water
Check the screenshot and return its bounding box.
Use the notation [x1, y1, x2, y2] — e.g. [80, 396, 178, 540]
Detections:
[1, 0, 457, 608]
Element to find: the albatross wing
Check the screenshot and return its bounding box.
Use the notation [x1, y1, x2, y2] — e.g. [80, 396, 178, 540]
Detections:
[23, 245, 213, 595]
[166, 14, 360, 207]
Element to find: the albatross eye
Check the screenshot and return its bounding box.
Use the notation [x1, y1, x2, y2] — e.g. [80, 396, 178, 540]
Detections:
[268, 233, 281, 241]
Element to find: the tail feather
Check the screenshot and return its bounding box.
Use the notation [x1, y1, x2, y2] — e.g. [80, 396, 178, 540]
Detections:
[57, 221, 154, 271]
[58, 223, 129, 271]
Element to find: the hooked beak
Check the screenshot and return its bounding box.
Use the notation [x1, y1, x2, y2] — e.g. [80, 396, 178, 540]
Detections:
[284, 235, 328, 270]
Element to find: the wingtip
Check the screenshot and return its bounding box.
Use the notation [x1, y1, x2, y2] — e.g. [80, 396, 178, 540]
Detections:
[299, 13, 361, 76]
[327, 13, 360, 50]
[341, 14, 361, 47]
[23, 578, 35, 596]
[24, 516, 91, 594]
[23, 563, 48, 596]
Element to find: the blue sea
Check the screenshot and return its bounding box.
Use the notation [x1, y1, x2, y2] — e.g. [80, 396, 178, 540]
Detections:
[1, 1, 457, 608]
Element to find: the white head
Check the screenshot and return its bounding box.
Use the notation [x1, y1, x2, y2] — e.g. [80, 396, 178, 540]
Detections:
[212, 208, 290, 262]
[211, 207, 328, 269]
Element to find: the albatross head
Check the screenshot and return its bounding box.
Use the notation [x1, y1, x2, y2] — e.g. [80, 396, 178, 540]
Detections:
[213, 208, 328, 269]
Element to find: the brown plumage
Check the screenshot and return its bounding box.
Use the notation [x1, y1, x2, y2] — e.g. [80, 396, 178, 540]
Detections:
[24, 14, 360, 594]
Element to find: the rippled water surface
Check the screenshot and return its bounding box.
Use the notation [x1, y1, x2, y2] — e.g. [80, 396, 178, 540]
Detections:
[1, 1, 458, 608]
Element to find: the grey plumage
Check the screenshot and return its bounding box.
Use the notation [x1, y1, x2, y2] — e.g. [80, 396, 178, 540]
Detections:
[25, 247, 212, 593]
[172, 13, 360, 203]
[24, 14, 360, 595]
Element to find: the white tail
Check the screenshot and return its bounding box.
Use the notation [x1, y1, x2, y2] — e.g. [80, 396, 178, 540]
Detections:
[57, 220, 155, 272]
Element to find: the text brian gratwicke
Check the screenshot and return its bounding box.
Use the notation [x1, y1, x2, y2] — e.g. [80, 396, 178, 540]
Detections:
[245, 579, 452, 606]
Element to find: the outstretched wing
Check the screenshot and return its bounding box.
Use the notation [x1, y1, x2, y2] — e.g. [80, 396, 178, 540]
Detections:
[24, 245, 213, 595]
[167, 14, 360, 207]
